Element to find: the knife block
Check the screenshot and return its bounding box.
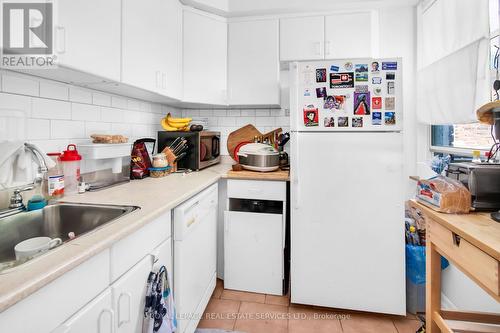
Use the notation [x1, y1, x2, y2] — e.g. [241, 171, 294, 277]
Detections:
[162, 147, 178, 173]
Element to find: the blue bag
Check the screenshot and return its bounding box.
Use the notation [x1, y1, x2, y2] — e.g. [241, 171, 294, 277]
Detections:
[406, 244, 449, 284]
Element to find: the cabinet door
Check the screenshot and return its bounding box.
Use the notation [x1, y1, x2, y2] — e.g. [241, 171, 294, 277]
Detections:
[183, 9, 227, 105]
[324, 12, 373, 58]
[55, 0, 121, 81]
[112, 256, 153, 333]
[122, 0, 161, 93]
[52, 289, 114, 333]
[280, 16, 324, 61]
[228, 19, 280, 106]
[158, 0, 183, 99]
[224, 211, 283, 295]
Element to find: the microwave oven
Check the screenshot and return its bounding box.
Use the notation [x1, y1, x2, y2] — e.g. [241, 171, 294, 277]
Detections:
[157, 131, 221, 171]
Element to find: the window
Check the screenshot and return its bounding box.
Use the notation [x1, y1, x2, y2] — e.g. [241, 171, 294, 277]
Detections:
[431, 0, 498, 153]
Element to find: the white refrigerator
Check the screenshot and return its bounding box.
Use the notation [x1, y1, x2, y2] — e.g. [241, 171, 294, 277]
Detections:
[289, 59, 405, 315]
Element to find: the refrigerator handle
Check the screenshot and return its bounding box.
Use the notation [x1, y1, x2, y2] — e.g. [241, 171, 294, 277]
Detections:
[291, 133, 300, 210]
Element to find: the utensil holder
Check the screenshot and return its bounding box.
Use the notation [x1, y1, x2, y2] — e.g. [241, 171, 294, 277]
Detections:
[161, 147, 178, 173]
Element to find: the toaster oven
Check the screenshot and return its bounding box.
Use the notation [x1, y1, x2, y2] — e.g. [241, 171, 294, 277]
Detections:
[446, 162, 500, 210]
[157, 131, 221, 171]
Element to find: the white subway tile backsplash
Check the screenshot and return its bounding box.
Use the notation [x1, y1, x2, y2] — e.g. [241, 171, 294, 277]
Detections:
[275, 116, 290, 127]
[123, 110, 142, 123]
[39, 81, 69, 100]
[51, 120, 85, 139]
[0, 92, 31, 114]
[72, 103, 101, 121]
[32, 98, 71, 119]
[111, 95, 128, 109]
[240, 109, 256, 116]
[227, 110, 241, 117]
[255, 109, 270, 117]
[183, 109, 200, 117]
[219, 117, 237, 127]
[127, 98, 141, 111]
[111, 123, 133, 137]
[236, 116, 256, 126]
[2, 73, 39, 96]
[101, 107, 124, 123]
[26, 118, 50, 140]
[85, 121, 112, 137]
[92, 92, 111, 106]
[212, 109, 227, 116]
[69, 87, 92, 104]
[255, 116, 275, 127]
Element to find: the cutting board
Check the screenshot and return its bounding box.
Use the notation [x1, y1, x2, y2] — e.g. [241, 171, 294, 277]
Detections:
[227, 125, 282, 160]
[226, 169, 290, 181]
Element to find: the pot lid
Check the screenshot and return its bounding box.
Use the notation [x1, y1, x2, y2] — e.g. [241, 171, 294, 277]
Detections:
[238, 143, 278, 156]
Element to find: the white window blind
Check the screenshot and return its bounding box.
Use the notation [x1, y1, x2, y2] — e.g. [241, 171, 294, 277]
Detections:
[417, 0, 490, 124]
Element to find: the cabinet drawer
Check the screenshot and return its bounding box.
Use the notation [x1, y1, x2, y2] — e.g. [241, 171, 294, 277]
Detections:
[227, 179, 286, 201]
[428, 219, 499, 296]
[110, 210, 171, 282]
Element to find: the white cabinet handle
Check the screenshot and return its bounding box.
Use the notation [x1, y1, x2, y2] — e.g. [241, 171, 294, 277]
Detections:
[55, 26, 66, 54]
[98, 308, 115, 333]
[325, 41, 331, 56]
[162, 72, 167, 89]
[313, 41, 321, 56]
[291, 133, 300, 210]
[155, 71, 161, 89]
[117, 292, 132, 327]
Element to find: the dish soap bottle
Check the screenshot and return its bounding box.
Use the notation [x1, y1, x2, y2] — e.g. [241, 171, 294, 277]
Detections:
[471, 150, 482, 163]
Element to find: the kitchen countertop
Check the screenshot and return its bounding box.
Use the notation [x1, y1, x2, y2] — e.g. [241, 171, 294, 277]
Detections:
[223, 169, 290, 181]
[0, 163, 232, 313]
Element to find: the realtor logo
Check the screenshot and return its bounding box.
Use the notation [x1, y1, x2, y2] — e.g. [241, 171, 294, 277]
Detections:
[1, 2, 55, 68]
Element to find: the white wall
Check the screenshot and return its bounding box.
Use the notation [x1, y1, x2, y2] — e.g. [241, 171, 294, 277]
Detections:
[0, 70, 181, 156]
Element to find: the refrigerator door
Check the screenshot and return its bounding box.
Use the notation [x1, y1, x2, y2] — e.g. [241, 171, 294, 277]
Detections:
[290, 59, 402, 132]
[290, 131, 405, 315]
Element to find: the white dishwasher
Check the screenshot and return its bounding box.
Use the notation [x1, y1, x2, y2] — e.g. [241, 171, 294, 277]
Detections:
[174, 183, 218, 333]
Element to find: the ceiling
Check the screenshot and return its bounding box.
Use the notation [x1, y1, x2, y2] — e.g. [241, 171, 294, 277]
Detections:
[182, 0, 420, 17]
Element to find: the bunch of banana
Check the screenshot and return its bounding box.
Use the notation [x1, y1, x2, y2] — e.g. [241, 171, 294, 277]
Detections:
[160, 113, 192, 131]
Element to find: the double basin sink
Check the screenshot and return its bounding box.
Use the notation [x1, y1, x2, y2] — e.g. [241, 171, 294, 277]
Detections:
[0, 202, 138, 272]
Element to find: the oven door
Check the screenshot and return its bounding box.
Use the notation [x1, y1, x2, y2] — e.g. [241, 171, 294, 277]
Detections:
[199, 132, 221, 169]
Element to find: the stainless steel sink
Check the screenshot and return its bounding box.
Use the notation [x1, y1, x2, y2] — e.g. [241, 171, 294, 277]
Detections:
[0, 202, 138, 272]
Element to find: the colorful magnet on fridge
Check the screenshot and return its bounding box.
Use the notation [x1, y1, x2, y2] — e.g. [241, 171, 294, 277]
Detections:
[330, 65, 340, 72]
[384, 112, 396, 125]
[338, 117, 349, 127]
[324, 117, 335, 127]
[354, 92, 371, 115]
[373, 87, 382, 96]
[382, 61, 398, 70]
[316, 87, 327, 98]
[372, 77, 382, 84]
[316, 68, 327, 82]
[352, 117, 363, 128]
[344, 62, 353, 71]
[372, 97, 382, 109]
[324, 95, 346, 110]
[371, 61, 380, 73]
[387, 81, 395, 95]
[386, 72, 395, 80]
[330, 72, 354, 89]
[304, 88, 311, 97]
[385, 97, 395, 110]
[303, 106, 319, 127]
[372, 112, 382, 125]
[354, 64, 368, 82]
[355, 85, 369, 93]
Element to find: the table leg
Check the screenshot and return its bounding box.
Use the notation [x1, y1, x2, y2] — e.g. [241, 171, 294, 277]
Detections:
[426, 240, 442, 333]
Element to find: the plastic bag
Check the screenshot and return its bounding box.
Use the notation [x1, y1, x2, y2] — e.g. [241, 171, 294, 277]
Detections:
[406, 244, 449, 284]
[416, 175, 471, 214]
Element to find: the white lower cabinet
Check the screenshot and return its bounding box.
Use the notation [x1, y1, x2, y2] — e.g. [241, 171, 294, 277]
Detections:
[52, 289, 114, 333]
[224, 211, 283, 295]
[111, 255, 153, 333]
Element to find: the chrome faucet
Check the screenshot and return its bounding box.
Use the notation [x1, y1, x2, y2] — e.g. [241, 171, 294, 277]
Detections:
[0, 143, 49, 219]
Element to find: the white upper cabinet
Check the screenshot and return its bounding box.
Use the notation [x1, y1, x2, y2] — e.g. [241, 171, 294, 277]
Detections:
[183, 9, 228, 105]
[324, 12, 373, 59]
[122, 0, 182, 98]
[55, 0, 121, 82]
[228, 19, 280, 106]
[159, 0, 183, 100]
[280, 16, 325, 61]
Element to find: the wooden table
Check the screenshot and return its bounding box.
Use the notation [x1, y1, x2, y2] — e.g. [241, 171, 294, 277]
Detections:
[409, 201, 500, 333]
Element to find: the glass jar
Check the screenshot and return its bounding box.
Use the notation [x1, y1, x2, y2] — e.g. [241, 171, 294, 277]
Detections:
[152, 153, 169, 168]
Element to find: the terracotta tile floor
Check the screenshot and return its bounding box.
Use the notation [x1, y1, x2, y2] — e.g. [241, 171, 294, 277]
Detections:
[197, 279, 422, 333]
